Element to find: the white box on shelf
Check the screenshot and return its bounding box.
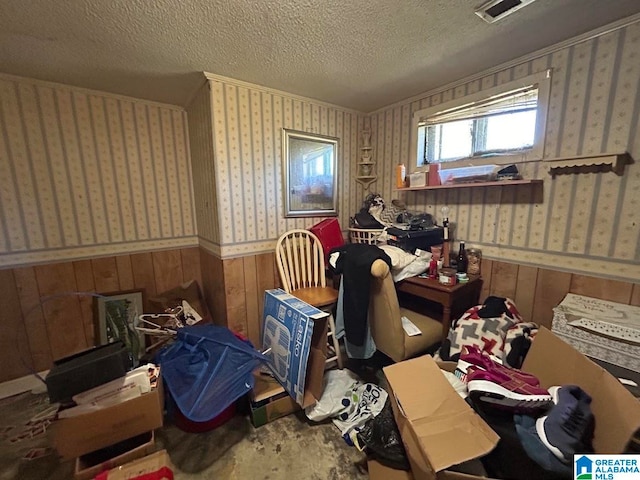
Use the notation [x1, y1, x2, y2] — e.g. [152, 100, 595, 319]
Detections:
[408, 172, 426, 187]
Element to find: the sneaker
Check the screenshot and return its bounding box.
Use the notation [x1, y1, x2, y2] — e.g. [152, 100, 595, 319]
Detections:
[535, 385, 595, 462]
[456, 345, 541, 386]
[514, 414, 574, 475]
[467, 366, 553, 411]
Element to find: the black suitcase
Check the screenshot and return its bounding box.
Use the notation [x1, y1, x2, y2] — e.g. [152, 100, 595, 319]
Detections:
[386, 226, 444, 253]
[45, 341, 131, 404]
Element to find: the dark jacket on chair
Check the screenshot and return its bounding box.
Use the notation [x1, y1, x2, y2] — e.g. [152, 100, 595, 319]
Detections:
[330, 243, 391, 346]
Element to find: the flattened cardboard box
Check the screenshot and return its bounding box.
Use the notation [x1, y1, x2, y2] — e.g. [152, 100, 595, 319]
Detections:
[53, 376, 164, 459]
[383, 328, 640, 480]
[262, 289, 328, 408]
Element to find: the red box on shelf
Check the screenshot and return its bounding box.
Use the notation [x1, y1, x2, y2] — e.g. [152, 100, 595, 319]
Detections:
[309, 218, 344, 263]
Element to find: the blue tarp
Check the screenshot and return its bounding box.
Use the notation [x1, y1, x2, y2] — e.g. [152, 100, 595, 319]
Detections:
[158, 324, 266, 422]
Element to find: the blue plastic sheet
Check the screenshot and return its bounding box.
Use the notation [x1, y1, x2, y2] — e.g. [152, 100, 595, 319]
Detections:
[158, 324, 266, 422]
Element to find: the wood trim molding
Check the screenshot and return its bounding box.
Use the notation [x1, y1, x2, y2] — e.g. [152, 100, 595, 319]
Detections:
[202, 73, 364, 115]
[0, 237, 199, 269]
[0, 72, 186, 111]
[544, 152, 632, 176]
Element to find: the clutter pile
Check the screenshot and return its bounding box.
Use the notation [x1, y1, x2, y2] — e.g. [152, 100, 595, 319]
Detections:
[47, 344, 165, 479]
[370, 292, 640, 480]
[305, 370, 387, 437]
[158, 324, 267, 424]
[447, 341, 596, 479]
[42, 280, 270, 479]
[137, 280, 210, 353]
[350, 193, 440, 233]
[18, 263, 640, 480]
[304, 370, 409, 471]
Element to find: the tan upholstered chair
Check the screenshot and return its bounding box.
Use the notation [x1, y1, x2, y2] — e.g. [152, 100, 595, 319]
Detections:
[275, 229, 343, 369]
[368, 259, 442, 363]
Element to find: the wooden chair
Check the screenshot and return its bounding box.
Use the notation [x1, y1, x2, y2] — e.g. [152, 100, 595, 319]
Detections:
[275, 229, 343, 369]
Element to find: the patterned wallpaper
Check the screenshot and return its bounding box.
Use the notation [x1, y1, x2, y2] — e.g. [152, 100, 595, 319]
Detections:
[369, 21, 640, 282]
[0, 74, 198, 267]
[187, 81, 221, 256]
[4, 19, 638, 282]
[198, 74, 365, 258]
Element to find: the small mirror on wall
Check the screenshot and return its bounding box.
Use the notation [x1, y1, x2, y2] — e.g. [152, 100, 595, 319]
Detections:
[282, 129, 338, 217]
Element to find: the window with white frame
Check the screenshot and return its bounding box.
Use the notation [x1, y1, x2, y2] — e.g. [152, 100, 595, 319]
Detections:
[411, 69, 551, 171]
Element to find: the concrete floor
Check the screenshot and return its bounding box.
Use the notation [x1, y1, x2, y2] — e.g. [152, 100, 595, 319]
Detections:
[0, 389, 368, 480]
[162, 413, 368, 479]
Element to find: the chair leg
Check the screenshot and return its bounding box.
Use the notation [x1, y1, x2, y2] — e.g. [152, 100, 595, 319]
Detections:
[327, 313, 343, 369]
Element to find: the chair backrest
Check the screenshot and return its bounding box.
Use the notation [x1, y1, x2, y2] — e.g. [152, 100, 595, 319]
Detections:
[368, 259, 406, 362]
[275, 229, 327, 293]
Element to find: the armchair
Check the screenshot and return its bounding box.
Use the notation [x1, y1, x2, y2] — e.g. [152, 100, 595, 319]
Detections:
[369, 259, 442, 363]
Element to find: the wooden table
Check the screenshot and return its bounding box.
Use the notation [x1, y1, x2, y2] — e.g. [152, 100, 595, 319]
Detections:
[396, 275, 483, 340]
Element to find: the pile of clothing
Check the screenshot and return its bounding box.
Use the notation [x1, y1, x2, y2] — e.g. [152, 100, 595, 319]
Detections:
[447, 344, 594, 479]
[352, 193, 407, 229]
[438, 296, 538, 369]
[435, 296, 594, 479]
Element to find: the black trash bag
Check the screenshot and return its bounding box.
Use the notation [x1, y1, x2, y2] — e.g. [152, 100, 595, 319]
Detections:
[356, 398, 410, 471]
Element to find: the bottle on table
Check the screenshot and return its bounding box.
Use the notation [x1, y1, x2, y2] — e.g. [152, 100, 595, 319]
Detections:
[428, 257, 438, 279]
[457, 241, 468, 273]
[442, 216, 450, 267]
[396, 164, 406, 188]
[467, 248, 482, 275]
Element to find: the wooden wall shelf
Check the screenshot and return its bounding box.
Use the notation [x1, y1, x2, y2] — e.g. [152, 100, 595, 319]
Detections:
[355, 175, 377, 188]
[396, 179, 543, 191]
[544, 152, 631, 176]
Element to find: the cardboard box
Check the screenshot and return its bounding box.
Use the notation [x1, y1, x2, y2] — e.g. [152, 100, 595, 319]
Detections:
[52, 376, 164, 459]
[74, 431, 155, 480]
[94, 449, 173, 480]
[408, 172, 427, 188]
[250, 372, 301, 427]
[382, 328, 640, 480]
[368, 460, 414, 480]
[262, 289, 328, 408]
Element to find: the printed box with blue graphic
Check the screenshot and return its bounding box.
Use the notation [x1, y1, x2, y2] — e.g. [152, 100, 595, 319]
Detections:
[262, 289, 328, 408]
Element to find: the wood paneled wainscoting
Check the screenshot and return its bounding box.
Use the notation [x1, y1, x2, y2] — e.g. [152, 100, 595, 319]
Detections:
[5, 247, 637, 384]
[479, 258, 640, 329]
[0, 247, 202, 384]
[199, 251, 640, 359]
[199, 248, 281, 350]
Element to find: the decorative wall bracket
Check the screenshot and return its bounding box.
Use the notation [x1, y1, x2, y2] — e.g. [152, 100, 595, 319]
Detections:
[356, 129, 377, 189]
[544, 152, 632, 177]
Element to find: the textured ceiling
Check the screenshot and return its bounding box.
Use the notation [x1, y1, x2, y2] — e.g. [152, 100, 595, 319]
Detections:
[1, 0, 640, 112]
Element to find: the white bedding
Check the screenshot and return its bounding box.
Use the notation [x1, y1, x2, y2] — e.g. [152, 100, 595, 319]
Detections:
[379, 245, 431, 282]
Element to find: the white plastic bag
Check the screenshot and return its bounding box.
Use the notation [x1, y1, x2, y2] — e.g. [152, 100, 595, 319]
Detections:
[305, 369, 360, 421]
[332, 383, 387, 435]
